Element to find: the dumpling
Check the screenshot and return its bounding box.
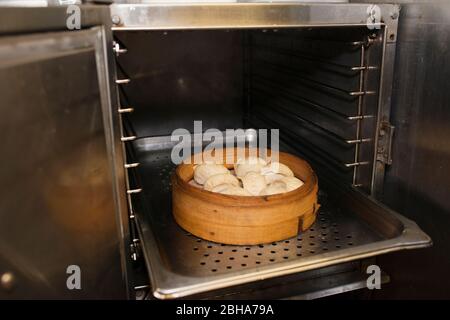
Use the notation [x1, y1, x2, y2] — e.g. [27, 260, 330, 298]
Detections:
[263, 173, 285, 184]
[211, 184, 252, 196]
[259, 181, 288, 196]
[204, 173, 240, 191]
[240, 172, 267, 196]
[280, 176, 304, 192]
[194, 164, 229, 185]
[261, 162, 294, 177]
[234, 156, 267, 178]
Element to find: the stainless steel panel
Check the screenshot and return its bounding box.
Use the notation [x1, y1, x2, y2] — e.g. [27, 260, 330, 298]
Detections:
[114, 30, 244, 137]
[110, 3, 400, 30]
[0, 6, 108, 35]
[370, 2, 450, 299]
[0, 27, 127, 299]
[129, 135, 430, 299]
[179, 259, 388, 300]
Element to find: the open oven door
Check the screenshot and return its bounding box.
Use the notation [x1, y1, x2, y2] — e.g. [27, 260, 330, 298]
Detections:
[0, 6, 130, 298]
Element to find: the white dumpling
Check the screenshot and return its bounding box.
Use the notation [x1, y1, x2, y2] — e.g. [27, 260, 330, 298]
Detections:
[211, 184, 252, 196]
[240, 172, 267, 196]
[259, 181, 288, 196]
[234, 156, 267, 178]
[261, 162, 294, 177]
[263, 173, 285, 184]
[194, 164, 229, 185]
[280, 176, 304, 192]
[204, 173, 240, 191]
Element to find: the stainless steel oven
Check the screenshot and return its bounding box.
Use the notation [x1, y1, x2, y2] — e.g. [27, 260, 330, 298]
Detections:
[1, 1, 448, 299]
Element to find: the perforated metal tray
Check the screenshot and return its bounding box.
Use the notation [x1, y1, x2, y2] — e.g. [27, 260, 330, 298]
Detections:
[130, 136, 431, 299]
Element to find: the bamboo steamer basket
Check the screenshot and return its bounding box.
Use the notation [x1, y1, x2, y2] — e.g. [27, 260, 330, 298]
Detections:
[171, 148, 319, 245]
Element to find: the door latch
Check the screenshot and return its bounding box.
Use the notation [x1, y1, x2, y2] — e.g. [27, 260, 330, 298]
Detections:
[376, 122, 395, 165]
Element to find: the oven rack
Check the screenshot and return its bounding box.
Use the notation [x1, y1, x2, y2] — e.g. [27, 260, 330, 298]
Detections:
[128, 135, 430, 299]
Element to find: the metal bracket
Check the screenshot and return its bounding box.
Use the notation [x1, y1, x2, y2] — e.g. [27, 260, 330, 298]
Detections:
[376, 122, 395, 165]
[130, 239, 141, 261]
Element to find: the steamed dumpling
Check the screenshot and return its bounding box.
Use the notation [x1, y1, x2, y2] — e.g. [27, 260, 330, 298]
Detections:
[240, 172, 267, 196]
[280, 176, 304, 192]
[259, 181, 288, 196]
[194, 164, 229, 185]
[261, 162, 294, 177]
[234, 157, 267, 178]
[263, 173, 285, 184]
[211, 184, 252, 196]
[204, 173, 240, 191]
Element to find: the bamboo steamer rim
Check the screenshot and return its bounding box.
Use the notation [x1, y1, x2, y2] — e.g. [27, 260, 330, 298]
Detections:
[173, 148, 318, 208]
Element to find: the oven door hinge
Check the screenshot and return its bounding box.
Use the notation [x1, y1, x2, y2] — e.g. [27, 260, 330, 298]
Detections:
[376, 122, 395, 165]
[130, 239, 141, 262]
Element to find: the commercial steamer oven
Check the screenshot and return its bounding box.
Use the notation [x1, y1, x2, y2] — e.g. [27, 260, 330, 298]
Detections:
[0, 2, 441, 299]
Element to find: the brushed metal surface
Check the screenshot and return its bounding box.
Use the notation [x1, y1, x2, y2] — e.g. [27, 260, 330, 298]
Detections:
[114, 30, 244, 138]
[0, 27, 127, 299]
[129, 136, 430, 299]
[371, 2, 450, 299]
[110, 3, 399, 30]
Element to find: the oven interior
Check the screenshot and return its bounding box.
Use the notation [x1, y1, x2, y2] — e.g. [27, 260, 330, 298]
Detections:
[112, 27, 429, 299]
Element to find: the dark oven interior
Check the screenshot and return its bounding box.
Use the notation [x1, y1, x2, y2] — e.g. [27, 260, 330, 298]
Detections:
[115, 27, 383, 191]
[112, 27, 427, 299]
